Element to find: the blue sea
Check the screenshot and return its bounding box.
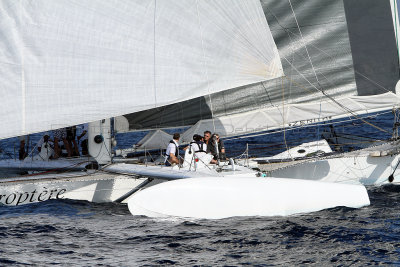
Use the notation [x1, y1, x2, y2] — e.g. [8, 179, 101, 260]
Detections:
[1, 111, 400, 266]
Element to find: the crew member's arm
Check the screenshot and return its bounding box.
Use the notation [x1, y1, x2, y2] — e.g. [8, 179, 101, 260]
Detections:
[77, 130, 87, 141]
[220, 140, 225, 154]
[169, 152, 179, 164]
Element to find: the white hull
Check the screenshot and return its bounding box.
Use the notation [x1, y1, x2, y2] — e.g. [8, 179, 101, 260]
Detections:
[0, 171, 158, 206]
[128, 177, 370, 219]
[258, 141, 400, 185]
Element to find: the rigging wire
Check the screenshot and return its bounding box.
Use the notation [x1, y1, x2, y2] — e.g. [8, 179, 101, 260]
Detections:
[288, 0, 323, 91]
[287, 0, 325, 153]
[281, 58, 391, 134]
[288, 0, 391, 149]
[273, 25, 392, 94]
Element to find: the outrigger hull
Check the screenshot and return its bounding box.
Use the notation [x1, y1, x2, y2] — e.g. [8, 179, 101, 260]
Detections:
[0, 171, 154, 206]
[127, 177, 370, 219]
[257, 141, 400, 185]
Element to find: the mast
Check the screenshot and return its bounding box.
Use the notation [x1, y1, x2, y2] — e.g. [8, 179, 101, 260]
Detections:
[88, 119, 112, 165]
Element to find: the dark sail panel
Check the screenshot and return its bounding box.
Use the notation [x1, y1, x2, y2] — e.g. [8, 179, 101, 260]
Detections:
[344, 0, 399, 96]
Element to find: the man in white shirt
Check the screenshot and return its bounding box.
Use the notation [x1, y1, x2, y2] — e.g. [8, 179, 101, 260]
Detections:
[189, 134, 207, 154]
[165, 133, 180, 166]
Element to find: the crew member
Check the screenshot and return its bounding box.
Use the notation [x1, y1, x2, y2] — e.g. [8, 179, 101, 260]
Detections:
[189, 134, 207, 154]
[18, 135, 27, 160]
[208, 133, 226, 163]
[36, 134, 54, 159]
[77, 123, 89, 156]
[66, 126, 79, 156]
[53, 127, 72, 158]
[204, 130, 212, 152]
[37, 134, 52, 153]
[165, 133, 180, 166]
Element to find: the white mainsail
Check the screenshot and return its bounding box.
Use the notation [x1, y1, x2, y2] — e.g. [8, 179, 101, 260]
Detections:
[0, 0, 283, 140]
[119, 0, 400, 141]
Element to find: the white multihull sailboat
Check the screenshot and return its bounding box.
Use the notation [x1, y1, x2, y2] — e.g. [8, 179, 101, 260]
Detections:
[0, 0, 372, 218]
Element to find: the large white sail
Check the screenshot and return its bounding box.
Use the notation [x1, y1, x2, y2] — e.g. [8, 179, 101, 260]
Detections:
[0, 0, 283, 140]
[120, 0, 400, 138]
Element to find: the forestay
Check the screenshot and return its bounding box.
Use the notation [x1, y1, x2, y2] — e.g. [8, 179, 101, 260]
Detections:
[0, 0, 283, 140]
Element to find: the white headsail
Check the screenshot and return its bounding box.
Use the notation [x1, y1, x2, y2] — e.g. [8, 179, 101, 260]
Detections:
[0, 0, 283, 140]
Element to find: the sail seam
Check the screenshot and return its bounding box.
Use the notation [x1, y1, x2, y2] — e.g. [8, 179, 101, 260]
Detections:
[153, 0, 157, 108]
[195, 0, 216, 133]
[19, 0, 26, 135]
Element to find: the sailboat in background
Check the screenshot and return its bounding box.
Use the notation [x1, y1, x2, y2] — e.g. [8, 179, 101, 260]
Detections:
[0, 0, 371, 218]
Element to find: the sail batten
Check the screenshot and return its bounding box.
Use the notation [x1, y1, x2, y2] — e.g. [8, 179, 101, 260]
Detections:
[0, 0, 283, 140]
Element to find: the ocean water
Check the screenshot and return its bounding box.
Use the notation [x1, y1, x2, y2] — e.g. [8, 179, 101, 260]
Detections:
[1, 111, 400, 266]
[1, 185, 400, 266]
